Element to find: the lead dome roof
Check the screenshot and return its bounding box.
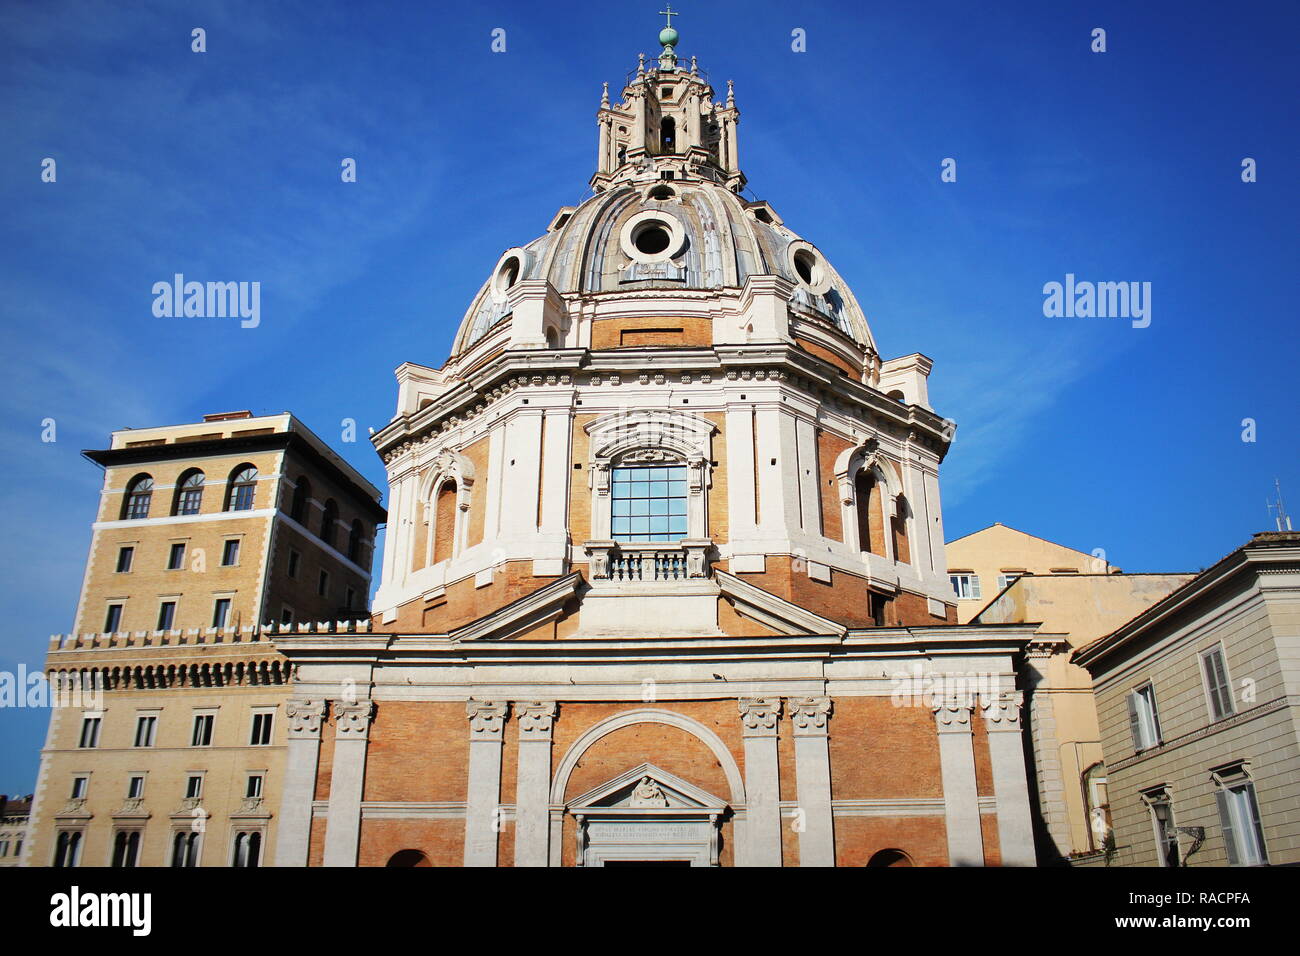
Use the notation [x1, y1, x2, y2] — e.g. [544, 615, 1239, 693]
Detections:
[451, 178, 876, 356]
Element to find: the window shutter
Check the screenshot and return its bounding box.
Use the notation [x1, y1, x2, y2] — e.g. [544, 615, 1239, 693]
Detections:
[1215, 789, 1239, 865]
[970, 576, 982, 600]
[1127, 693, 1143, 749]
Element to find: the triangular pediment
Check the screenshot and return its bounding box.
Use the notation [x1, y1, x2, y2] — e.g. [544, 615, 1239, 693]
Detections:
[569, 762, 727, 812]
[714, 569, 847, 637]
[448, 572, 583, 642]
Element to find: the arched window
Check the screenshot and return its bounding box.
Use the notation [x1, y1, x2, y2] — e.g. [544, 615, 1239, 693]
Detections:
[111, 830, 140, 867]
[53, 830, 81, 867]
[855, 470, 883, 556]
[173, 469, 205, 516]
[122, 474, 154, 520]
[660, 116, 677, 153]
[347, 519, 364, 563]
[891, 494, 912, 565]
[320, 499, 338, 548]
[232, 831, 261, 867]
[386, 849, 431, 867]
[433, 480, 458, 565]
[290, 477, 312, 526]
[226, 464, 257, 511]
[1083, 761, 1111, 851]
[171, 830, 200, 867]
[867, 848, 914, 867]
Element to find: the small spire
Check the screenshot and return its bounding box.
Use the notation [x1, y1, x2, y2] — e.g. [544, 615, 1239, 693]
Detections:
[726, 79, 735, 107]
[690, 55, 697, 74]
[637, 52, 646, 77]
[601, 81, 610, 107]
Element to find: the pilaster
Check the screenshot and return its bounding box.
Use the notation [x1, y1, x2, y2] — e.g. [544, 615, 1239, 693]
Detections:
[514, 701, 557, 867]
[788, 696, 834, 866]
[933, 697, 984, 866]
[738, 697, 782, 866]
[321, 700, 374, 867]
[464, 700, 508, 866]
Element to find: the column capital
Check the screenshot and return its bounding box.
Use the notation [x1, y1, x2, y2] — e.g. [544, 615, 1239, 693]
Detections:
[980, 691, 1024, 732]
[738, 697, 782, 737]
[932, 698, 975, 733]
[334, 700, 374, 739]
[467, 699, 509, 739]
[516, 701, 558, 740]
[787, 696, 832, 736]
[285, 698, 327, 739]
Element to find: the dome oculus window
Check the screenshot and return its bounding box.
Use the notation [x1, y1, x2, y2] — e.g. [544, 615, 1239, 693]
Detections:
[619, 211, 686, 264]
[490, 248, 529, 300]
[786, 241, 832, 295]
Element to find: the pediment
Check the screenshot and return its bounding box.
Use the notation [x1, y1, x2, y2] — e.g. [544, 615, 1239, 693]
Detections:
[448, 572, 582, 642]
[568, 763, 728, 812]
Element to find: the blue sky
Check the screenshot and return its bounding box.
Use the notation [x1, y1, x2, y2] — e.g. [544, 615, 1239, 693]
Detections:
[0, 0, 1295, 790]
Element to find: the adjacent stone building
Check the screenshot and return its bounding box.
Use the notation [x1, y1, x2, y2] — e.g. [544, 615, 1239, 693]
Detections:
[1075, 532, 1300, 867]
[973, 570, 1192, 861]
[23, 412, 384, 867]
[269, 28, 1042, 868]
[0, 795, 31, 867]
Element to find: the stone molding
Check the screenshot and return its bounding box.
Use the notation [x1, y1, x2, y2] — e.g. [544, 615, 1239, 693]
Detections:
[738, 697, 782, 736]
[980, 691, 1024, 732]
[516, 701, 558, 739]
[467, 700, 509, 738]
[285, 698, 327, 738]
[788, 696, 832, 736]
[933, 699, 974, 732]
[334, 700, 374, 739]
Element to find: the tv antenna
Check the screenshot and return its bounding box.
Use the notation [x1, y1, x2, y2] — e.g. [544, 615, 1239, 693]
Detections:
[1267, 479, 1293, 532]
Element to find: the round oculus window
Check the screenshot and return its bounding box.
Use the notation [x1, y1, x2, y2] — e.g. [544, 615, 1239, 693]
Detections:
[786, 241, 832, 295]
[619, 211, 685, 264]
[491, 248, 529, 300]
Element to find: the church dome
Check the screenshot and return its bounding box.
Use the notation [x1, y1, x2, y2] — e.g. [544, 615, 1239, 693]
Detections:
[451, 178, 876, 357]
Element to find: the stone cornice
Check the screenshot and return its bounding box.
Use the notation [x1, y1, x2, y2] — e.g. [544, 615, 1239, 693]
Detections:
[373, 342, 953, 462]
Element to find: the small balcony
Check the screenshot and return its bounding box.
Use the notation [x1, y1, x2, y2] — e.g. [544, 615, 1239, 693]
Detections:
[583, 539, 713, 584]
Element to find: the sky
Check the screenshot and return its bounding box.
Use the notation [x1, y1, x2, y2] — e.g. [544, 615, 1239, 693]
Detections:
[0, 0, 1295, 791]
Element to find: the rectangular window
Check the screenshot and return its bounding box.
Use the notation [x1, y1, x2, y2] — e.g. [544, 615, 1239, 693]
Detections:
[116, 546, 134, 573]
[167, 542, 186, 570]
[221, 539, 240, 566]
[70, 777, 88, 799]
[104, 603, 124, 633]
[0, 840, 9, 857]
[318, 569, 329, 597]
[345, 587, 356, 610]
[191, 713, 214, 747]
[157, 601, 177, 631]
[212, 598, 232, 629]
[1127, 683, 1163, 751]
[996, 573, 1020, 591]
[1201, 645, 1235, 721]
[949, 574, 981, 600]
[610, 465, 688, 543]
[1146, 791, 1180, 867]
[250, 712, 273, 746]
[280, 606, 294, 626]
[78, 716, 101, 749]
[1217, 781, 1269, 866]
[185, 775, 203, 799]
[246, 774, 263, 799]
[127, 775, 144, 799]
[287, 549, 300, 579]
[134, 715, 157, 748]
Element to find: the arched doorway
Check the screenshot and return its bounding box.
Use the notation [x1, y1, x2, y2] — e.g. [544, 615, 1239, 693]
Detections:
[386, 849, 431, 867]
[867, 848, 914, 867]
